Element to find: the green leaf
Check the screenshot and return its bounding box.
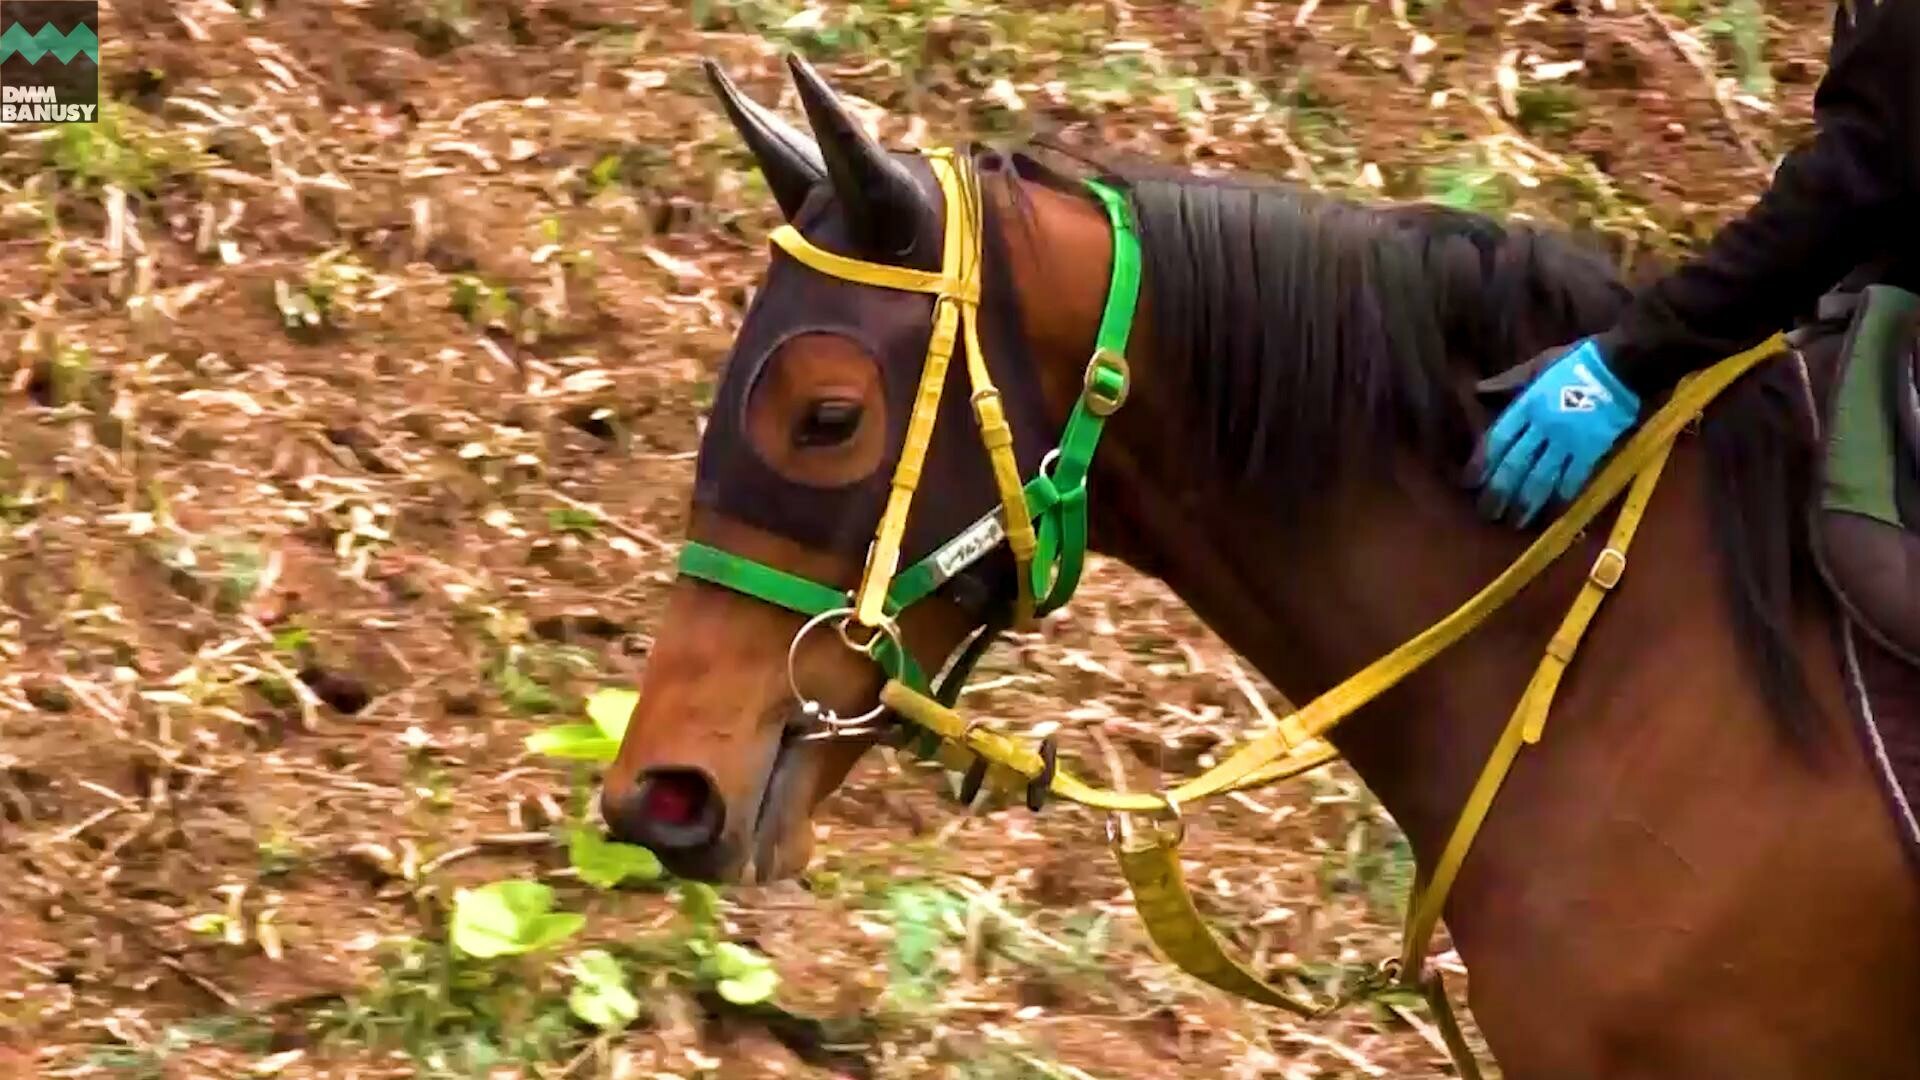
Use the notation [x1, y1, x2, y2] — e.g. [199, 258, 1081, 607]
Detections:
[710, 941, 771, 980]
[547, 507, 601, 535]
[717, 966, 779, 1006]
[585, 687, 638, 742]
[587, 154, 623, 193]
[271, 626, 311, 654]
[524, 723, 620, 762]
[449, 880, 585, 958]
[679, 881, 721, 932]
[569, 828, 663, 889]
[496, 664, 562, 716]
[521, 911, 589, 952]
[566, 949, 640, 1031]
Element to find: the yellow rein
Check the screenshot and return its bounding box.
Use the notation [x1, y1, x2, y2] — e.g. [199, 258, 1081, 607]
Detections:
[766, 140, 1789, 1079]
[877, 331, 1783, 1072]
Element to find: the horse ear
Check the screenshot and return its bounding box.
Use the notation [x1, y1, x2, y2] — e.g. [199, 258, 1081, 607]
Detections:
[785, 53, 930, 257]
[703, 59, 824, 221]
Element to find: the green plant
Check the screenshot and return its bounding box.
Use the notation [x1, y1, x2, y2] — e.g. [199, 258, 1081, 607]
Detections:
[37, 341, 99, 407]
[494, 660, 561, 715]
[491, 642, 597, 716]
[1422, 159, 1513, 217]
[449, 881, 586, 959]
[396, 0, 476, 52]
[82, 1016, 272, 1079]
[208, 533, 267, 611]
[450, 272, 515, 325]
[329, 686, 784, 1072]
[274, 251, 377, 337]
[524, 685, 634, 761]
[565, 949, 640, 1031]
[257, 821, 305, 880]
[324, 870, 653, 1065]
[568, 825, 662, 889]
[148, 530, 268, 613]
[47, 103, 203, 193]
[882, 882, 971, 1008]
[1703, 0, 1773, 98]
[1514, 84, 1582, 137]
[678, 882, 783, 1006]
[318, 934, 582, 1070]
[1316, 805, 1417, 919]
[546, 507, 601, 536]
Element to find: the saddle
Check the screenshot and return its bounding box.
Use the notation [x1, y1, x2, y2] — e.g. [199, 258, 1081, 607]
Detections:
[1798, 281, 1920, 668]
[1792, 282, 1920, 865]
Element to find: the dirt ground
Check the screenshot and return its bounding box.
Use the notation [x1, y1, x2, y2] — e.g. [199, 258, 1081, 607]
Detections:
[1, 0, 1834, 1077]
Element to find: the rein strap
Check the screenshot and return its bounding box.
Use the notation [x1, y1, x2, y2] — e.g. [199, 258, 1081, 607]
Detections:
[877, 329, 1787, 1042]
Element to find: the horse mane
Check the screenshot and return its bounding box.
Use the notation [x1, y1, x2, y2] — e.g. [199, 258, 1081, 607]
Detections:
[976, 145, 1824, 753]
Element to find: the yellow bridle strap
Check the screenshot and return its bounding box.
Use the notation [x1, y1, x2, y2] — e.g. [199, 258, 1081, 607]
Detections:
[767, 225, 963, 299]
[905, 724, 1341, 811]
[947, 157, 1040, 627]
[1398, 436, 1671, 973]
[881, 329, 1785, 811]
[767, 150, 1038, 629]
[877, 331, 1787, 1063]
[1378, 435, 1674, 1080]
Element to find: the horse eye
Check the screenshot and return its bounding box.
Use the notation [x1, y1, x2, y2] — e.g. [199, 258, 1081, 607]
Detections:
[793, 398, 863, 448]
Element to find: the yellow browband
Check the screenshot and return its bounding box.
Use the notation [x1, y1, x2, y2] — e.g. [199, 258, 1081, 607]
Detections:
[768, 149, 1040, 630]
[767, 139, 1787, 1080]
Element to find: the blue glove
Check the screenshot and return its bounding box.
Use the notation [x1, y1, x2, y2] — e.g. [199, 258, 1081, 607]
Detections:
[1475, 338, 1641, 527]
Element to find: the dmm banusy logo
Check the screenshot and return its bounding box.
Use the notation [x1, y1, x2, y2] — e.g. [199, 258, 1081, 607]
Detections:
[0, 0, 99, 124]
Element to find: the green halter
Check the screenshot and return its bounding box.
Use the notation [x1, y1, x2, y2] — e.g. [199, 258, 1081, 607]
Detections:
[676, 168, 1139, 738]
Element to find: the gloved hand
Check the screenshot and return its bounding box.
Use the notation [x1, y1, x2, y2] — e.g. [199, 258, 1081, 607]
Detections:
[1474, 337, 1641, 527]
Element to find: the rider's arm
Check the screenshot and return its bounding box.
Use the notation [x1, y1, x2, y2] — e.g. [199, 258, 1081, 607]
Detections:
[1595, 0, 1920, 396]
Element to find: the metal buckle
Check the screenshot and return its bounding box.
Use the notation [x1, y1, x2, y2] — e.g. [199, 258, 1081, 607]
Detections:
[786, 606, 905, 737]
[1082, 349, 1131, 417]
[1589, 547, 1626, 590]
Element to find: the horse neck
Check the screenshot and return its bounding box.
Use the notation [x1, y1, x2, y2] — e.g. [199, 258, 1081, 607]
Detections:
[1001, 175, 1568, 857]
[1093, 429, 1568, 852]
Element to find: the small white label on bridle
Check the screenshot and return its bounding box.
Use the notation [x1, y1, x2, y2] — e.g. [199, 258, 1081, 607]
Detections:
[934, 513, 1006, 579]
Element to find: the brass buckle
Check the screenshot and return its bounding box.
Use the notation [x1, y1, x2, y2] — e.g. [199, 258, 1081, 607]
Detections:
[1589, 547, 1626, 590]
[1082, 348, 1131, 417]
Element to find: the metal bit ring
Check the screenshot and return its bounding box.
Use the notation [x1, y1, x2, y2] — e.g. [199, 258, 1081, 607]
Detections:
[785, 606, 905, 735]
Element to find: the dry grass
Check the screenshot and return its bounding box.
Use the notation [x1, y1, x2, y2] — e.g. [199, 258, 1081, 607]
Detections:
[1, 0, 1825, 1076]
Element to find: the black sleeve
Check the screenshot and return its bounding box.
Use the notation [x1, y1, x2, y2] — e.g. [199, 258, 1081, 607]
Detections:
[1595, 0, 1920, 396]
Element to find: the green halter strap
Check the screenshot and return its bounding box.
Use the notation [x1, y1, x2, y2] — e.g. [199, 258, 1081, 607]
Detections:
[675, 175, 1138, 709]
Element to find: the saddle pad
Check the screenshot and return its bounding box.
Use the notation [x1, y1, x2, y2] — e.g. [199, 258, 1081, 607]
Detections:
[1838, 614, 1920, 869]
[1810, 284, 1920, 666]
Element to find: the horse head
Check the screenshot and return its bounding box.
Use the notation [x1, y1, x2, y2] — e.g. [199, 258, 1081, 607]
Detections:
[599, 56, 1098, 882]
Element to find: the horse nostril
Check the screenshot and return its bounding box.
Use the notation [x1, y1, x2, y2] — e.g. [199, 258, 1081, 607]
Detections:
[604, 767, 725, 852]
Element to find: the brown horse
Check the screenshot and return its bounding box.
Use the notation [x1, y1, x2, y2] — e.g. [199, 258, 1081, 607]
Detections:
[602, 57, 1920, 1077]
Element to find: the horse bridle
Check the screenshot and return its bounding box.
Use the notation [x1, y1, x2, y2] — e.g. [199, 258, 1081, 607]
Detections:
[676, 147, 1136, 793]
